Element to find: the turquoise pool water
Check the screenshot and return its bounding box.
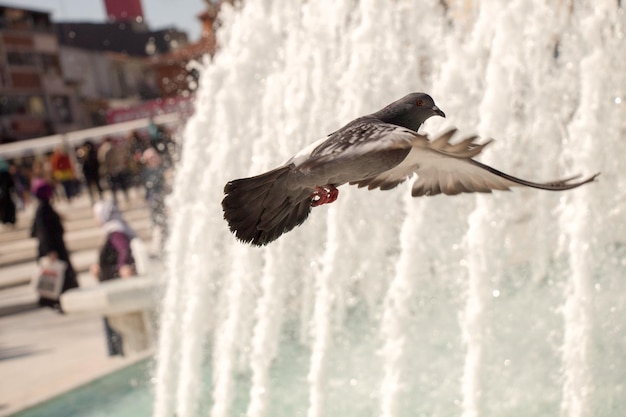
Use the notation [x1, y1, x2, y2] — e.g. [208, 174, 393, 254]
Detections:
[12, 359, 153, 417]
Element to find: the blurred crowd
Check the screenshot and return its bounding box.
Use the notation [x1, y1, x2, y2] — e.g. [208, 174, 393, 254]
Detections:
[0, 123, 176, 235]
[1, 123, 177, 355]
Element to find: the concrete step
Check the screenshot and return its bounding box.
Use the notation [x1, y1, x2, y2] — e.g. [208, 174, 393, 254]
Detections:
[0, 221, 152, 269]
[0, 189, 159, 317]
[0, 191, 153, 272]
[0, 249, 99, 291]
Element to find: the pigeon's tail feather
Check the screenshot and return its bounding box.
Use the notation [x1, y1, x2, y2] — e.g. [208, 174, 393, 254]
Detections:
[222, 166, 312, 246]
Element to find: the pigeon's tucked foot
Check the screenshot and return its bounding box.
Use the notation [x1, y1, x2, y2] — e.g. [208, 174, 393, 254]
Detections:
[310, 185, 339, 207]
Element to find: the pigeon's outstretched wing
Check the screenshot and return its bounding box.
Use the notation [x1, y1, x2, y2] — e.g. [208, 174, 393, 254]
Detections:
[222, 92, 599, 247]
[351, 129, 600, 196]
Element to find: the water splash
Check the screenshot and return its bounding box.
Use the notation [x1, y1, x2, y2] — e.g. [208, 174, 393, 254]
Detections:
[154, 1, 626, 417]
[379, 194, 427, 417]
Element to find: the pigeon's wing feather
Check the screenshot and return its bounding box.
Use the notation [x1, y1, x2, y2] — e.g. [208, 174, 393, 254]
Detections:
[352, 129, 599, 196]
[285, 135, 328, 166]
[291, 118, 416, 176]
[297, 119, 416, 170]
[409, 129, 510, 196]
[348, 129, 471, 191]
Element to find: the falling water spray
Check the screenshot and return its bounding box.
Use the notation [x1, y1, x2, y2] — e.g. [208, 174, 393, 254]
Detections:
[154, 1, 626, 417]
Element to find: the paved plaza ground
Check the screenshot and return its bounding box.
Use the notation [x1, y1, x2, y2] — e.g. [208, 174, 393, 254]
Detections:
[0, 191, 159, 417]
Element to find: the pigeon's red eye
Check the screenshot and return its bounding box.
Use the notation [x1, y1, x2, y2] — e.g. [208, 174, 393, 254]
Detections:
[416, 100, 424, 106]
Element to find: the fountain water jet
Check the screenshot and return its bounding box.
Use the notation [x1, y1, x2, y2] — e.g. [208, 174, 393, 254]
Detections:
[154, 1, 626, 416]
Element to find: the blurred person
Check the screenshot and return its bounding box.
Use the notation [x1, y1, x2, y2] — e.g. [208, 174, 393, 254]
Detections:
[31, 156, 61, 201]
[149, 124, 175, 168]
[9, 161, 29, 210]
[90, 200, 137, 356]
[50, 145, 77, 201]
[78, 140, 103, 203]
[126, 130, 148, 188]
[128, 130, 149, 160]
[91, 200, 137, 282]
[98, 137, 130, 204]
[31, 156, 54, 187]
[141, 148, 168, 254]
[0, 157, 16, 226]
[30, 179, 78, 311]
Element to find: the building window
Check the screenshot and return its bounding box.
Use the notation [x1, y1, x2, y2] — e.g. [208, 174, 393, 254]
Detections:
[41, 54, 61, 75]
[0, 9, 52, 32]
[52, 95, 73, 124]
[7, 51, 38, 67]
[3, 8, 34, 31]
[0, 95, 46, 116]
[32, 13, 53, 32]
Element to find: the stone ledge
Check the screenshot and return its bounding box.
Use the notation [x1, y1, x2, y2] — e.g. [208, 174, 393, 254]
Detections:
[60, 276, 160, 316]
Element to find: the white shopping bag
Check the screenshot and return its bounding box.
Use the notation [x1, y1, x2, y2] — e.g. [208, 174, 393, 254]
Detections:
[35, 257, 67, 300]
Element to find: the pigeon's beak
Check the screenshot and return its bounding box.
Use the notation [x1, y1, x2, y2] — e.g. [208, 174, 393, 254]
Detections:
[433, 106, 445, 118]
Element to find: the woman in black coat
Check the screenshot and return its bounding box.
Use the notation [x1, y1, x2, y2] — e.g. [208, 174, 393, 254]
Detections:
[30, 180, 78, 308]
[0, 158, 16, 226]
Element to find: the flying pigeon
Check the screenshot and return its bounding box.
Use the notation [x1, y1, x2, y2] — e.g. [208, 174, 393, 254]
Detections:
[222, 92, 598, 246]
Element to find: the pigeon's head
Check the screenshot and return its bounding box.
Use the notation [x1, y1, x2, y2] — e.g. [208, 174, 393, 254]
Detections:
[375, 92, 445, 132]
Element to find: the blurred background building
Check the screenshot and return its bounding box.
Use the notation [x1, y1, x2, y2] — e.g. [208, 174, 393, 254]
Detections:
[0, 0, 228, 144]
[0, 6, 84, 142]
